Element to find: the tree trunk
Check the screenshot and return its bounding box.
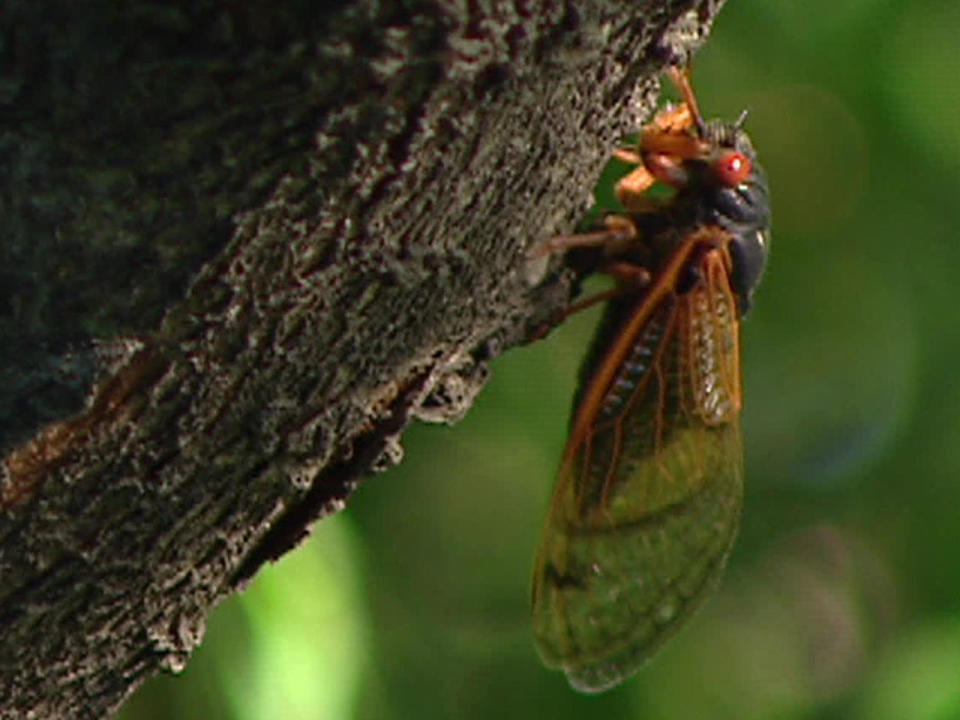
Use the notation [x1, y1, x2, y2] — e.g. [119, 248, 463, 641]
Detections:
[0, 1, 726, 717]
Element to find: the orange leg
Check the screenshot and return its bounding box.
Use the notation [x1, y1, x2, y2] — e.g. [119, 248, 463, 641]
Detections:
[649, 102, 695, 134]
[614, 90, 705, 203]
[640, 131, 704, 159]
[602, 260, 651, 287]
[640, 152, 690, 189]
[614, 165, 658, 212]
[528, 233, 651, 341]
[612, 148, 644, 165]
[667, 66, 706, 135]
[528, 264, 650, 341]
[528, 215, 638, 259]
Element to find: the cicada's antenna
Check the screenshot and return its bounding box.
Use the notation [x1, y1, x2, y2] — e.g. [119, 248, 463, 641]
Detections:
[667, 66, 706, 137]
[734, 109, 750, 131]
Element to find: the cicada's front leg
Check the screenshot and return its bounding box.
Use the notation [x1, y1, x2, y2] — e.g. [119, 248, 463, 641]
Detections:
[612, 100, 706, 212]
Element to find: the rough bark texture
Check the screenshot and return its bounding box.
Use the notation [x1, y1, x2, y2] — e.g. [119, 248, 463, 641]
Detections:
[0, 1, 726, 717]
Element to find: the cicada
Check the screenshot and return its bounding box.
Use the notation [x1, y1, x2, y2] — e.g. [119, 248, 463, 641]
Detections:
[530, 68, 772, 693]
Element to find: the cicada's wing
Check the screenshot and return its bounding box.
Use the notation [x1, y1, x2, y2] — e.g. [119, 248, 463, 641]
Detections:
[531, 246, 744, 693]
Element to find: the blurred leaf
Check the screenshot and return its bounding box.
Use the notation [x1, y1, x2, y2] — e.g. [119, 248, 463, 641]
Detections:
[228, 514, 368, 720]
[857, 617, 960, 720]
[882, 3, 960, 181]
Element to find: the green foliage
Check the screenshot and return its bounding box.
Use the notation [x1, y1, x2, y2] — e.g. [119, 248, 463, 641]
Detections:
[122, 1, 960, 717]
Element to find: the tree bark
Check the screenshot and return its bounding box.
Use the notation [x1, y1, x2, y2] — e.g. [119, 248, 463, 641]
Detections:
[0, 1, 726, 717]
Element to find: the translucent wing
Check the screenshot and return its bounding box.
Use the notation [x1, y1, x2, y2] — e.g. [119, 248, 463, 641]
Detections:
[531, 242, 744, 693]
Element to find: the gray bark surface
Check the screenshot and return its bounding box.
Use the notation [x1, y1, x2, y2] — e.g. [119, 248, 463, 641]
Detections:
[0, 1, 726, 717]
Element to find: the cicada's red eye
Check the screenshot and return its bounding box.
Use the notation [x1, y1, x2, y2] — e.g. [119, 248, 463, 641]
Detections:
[712, 150, 751, 186]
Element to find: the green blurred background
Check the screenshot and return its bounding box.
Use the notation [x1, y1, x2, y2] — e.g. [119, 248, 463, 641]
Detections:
[121, 2, 960, 718]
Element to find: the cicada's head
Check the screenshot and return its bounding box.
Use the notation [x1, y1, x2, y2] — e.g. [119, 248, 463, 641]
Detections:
[691, 117, 772, 314]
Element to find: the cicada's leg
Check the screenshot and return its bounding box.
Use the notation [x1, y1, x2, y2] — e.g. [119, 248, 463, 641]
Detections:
[667, 66, 706, 134]
[643, 151, 693, 189]
[555, 260, 651, 318]
[528, 262, 651, 341]
[650, 102, 695, 134]
[640, 131, 704, 160]
[528, 214, 637, 259]
[615, 103, 693, 169]
[614, 100, 703, 205]
[528, 217, 650, 340]
[614, 164, 659, 213]
[601, 259, 652, 287]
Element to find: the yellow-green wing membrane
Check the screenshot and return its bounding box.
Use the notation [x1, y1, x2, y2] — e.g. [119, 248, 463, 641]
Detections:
[531, 248, 743, 693]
